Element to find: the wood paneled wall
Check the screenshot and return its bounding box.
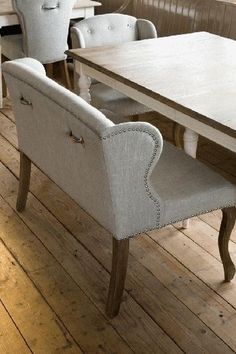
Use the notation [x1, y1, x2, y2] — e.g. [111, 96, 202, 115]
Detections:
[96, 0, 124, 13]
[99, 0, 236, 39]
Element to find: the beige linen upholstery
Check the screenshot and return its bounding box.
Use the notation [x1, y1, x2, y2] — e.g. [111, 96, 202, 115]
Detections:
[71, 13, 158, 116]
[3, 58, 236, 318]
[1, 0, 73, 103]
[2, 0, 73, 63]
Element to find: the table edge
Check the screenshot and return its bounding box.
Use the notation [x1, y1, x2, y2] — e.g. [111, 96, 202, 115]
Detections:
[66, 48, 236, 141]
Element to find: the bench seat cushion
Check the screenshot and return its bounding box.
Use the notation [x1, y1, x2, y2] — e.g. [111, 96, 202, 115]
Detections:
[150, 142, 236, 227]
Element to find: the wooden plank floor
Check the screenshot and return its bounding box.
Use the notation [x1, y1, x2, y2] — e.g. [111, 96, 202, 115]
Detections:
[0, 98, 236, 354]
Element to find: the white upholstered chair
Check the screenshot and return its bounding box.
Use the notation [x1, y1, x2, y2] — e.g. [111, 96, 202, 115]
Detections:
[3, 58, 236, 318]
[1, 0, 73, 99]
[71, 13, 158, 117]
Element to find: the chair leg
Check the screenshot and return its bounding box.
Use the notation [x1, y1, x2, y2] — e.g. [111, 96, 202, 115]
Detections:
[1, 54, 8, 97]
[106, 238, 129, 318]
[16, 152, 31, 212]
[130, 114, 139, 122]
[45, 63, 54, 78]
[60, 60, 71, 90]
[173, 122, 183, 148]
[218, 207, 236, 282]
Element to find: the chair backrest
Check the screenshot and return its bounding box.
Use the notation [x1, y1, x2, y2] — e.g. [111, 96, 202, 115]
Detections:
[71, 13, 158, 49]
[2, 58, 163, 240]
[13, 0, 74, 63]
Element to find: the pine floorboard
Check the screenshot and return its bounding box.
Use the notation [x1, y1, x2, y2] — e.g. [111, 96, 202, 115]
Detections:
[0, 98, 236, 353]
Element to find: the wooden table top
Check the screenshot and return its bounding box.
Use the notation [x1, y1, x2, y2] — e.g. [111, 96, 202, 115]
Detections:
[68, 32, 236, 140]
[0, 0, 101, 15]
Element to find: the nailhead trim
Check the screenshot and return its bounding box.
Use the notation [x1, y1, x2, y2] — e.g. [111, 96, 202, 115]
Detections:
[102, 127, 162, 227]
[113, 203, 236, 240]
[102, 129, 236, 241]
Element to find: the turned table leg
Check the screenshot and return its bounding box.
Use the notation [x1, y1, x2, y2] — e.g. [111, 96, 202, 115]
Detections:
[74, 61, 91, 103]
[182, 128, 199, 229]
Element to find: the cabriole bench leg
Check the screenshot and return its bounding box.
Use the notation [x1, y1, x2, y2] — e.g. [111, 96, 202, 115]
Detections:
[218, 207, 236, 282]
[106, 238, 129, 318]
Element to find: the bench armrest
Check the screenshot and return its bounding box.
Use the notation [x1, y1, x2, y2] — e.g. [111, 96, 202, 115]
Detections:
[102, 122, 163, 240]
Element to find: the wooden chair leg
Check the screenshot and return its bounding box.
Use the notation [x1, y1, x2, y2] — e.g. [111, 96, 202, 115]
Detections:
[130, 114, 139, 122]
[218, 207, 236, 282]
[173, 122, 183, 148]
[16, 152, 31, 212]
[1, 54, 8, 97]
[106, 238, 129, 318]
[60, 60, 71, 90]
[45, 63, 54, 79]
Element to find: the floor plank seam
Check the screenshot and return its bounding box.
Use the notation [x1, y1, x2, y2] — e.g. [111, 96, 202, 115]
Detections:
[147, 232, 236, 311]
[0, 298, 34, 354]
[0, 231, 85, 354]
[142, 234, 236, 352]
[172, 223, 236, 261]
[0, 179, 137, 354]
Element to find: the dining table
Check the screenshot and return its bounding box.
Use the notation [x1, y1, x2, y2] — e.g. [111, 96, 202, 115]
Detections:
[0, 0, 101, 107]
[67, 31, 236, 156]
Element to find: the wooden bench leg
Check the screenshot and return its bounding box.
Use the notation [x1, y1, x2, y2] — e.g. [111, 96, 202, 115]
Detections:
[16, 152, 31, 212]
[218, 207, 236, 282]
[1, 54, 8, 98]
[106, 238, 129, 318]
[45, 63, 54, 78]
[45, 61, 71, 90]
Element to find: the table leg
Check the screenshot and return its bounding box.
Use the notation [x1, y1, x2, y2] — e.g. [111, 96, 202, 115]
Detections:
[183, 128, 199, 158]
[182, 128, 199, 229]
[74, 61, 91, 103]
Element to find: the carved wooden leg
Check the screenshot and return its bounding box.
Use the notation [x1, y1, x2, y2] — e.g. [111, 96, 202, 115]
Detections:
[78, 73, 91, 103]
[106, 238, 129, 318]
[218, 207, 236, 282]
[16, 152, 31, 212]
[60, 60, 71, 90]
[75, 61, 91, 103]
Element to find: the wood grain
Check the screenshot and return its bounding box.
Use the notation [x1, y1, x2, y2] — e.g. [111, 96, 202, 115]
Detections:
[0, 301, 31, 354]
[106, 238, 129, 318]
[218, 208, 236, 281]
[0, 235, 81, 353]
